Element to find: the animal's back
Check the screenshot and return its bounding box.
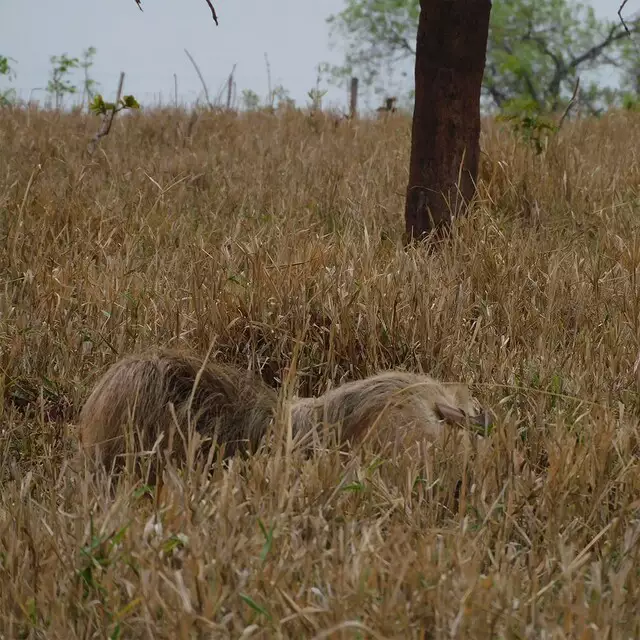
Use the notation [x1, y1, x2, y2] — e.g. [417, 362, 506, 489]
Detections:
[78, 349, 278, 471]
[290, 369, 486, 451]
[78, 350, 490, 473]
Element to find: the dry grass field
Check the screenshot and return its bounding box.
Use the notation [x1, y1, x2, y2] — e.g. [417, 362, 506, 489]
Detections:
[1, 104, 640, 638]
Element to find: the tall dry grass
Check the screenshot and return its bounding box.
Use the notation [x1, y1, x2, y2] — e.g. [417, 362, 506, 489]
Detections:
[1, 104, 640, 638]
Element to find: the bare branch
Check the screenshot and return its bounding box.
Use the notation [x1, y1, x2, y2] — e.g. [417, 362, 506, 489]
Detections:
[541, 22, 635, 107]
[203, 0, 219, 25]
[568, 24, 632, 70]
[558, 76, 580, 130]
[264, 53, 273, 107]
[133, 0, 218, 24]
[522, 26, 565, 70]
[226, 64, 236, 110]
[619, 0, 632, 35]
[387, 32, 415, 57]
[184, 48, 213, 109]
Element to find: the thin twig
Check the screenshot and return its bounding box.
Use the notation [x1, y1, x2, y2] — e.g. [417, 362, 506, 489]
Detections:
[558, 76, 580, 130]
[264, 53, 273, 108]
[133, 0, 217, 24]
[226, 64, 236, 110]
[618, 0, 632, 35]
[617, 0, 640, 57]
[203, 0, 219, 25]
[184, 49, 213, 109]
[87, 71, 125, 155]
[173, 73, 178, 108]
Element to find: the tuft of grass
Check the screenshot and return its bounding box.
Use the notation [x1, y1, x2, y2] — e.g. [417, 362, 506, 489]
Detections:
[1, 104, 640, 637]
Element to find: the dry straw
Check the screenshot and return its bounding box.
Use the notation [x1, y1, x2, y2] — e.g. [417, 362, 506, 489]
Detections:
[1, 105, 640, 637]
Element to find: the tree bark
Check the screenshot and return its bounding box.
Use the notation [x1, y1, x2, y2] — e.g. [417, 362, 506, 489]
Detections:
[405, 0, 492, 243]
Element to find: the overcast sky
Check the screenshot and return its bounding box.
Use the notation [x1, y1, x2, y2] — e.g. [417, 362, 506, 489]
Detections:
[0, 0, 628, 111]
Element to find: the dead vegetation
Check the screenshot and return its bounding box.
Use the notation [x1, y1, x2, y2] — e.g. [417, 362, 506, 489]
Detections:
[1, 105, 640, 638]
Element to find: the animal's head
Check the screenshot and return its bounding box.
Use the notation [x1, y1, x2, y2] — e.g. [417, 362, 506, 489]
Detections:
[435, 383, 494, 434]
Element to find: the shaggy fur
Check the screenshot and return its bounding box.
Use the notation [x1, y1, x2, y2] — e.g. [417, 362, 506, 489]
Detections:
[78, 348, 492, 474]
[290, 371, 489, 452]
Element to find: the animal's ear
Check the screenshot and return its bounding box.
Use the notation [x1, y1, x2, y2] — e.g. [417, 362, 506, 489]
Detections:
[434, 402, 469, 425]
[435, 402, 495, 432]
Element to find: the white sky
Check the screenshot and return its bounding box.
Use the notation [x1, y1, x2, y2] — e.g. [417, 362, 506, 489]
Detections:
[0, 0, 629, 111]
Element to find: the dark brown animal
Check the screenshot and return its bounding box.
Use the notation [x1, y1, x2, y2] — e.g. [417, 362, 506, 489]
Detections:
[78, 349, 492, 475]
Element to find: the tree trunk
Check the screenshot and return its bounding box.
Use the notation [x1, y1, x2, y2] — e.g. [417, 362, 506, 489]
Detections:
[405, 0, 492, 243]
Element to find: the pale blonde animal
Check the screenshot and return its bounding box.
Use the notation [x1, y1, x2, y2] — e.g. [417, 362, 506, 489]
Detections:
[78, 349, 492, 475]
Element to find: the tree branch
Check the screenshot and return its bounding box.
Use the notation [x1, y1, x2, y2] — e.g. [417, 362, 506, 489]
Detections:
[522, 23, 566, 71]
[376, 14, 416, 57]
[502, 40, 541, 107]
[521, 20, 570, 108]
[133, 0, 218, 25]
[619, 0, 632, 35]
[535, 22, 635, 108]
[568, 24, 633, 71]
[184, 49, 213, 108]
[522, 71, 540, 107]
[203, 0, 219, 25]
[483, 62, 508, 107]
[388, 33, 415, 56]
[484, 84, 506, 108]
[558, 76, 580, 129]
[87, 72, 125, 155]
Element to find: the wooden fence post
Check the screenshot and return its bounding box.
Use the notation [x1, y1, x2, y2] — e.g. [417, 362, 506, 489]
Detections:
[349, 77, 358, 118]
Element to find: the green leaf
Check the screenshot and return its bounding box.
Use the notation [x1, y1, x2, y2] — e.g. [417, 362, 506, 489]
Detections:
[257, 518, 275, 563]
[341, 481, 365, 492]
[121, 94, 140, 109]
[133, 484, 153, 499]
[239, 593, 272, 621]
[89, 94, 107, 115]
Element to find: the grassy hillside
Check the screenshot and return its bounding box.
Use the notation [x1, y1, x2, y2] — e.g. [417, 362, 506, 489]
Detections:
[1, 105, 640, 638]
